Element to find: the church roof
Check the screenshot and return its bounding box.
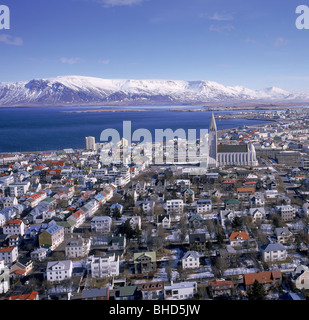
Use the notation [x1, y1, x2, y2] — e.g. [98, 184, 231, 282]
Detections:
[217, 144, 248, 153]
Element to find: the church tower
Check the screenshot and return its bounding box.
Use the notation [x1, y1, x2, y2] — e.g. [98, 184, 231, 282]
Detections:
[208, 112, 218, 168]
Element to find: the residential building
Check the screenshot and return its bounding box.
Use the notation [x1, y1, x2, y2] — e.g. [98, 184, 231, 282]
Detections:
[182, 251, 200, 269]
[275, 205, 296, 222]
[291, 265, 309, 290]
[244, 270, 282, 291]
[30, 247, 48, 262]
[261, 242, 287, 262]
[46, 260, 73, 282]
[164, 281, 197, 300]
[0, 260, 9, 294]
[275, 227, 294, 244]
[133, 251, 157, 274]
[141, 281, 164, 300]
[0, 246, 18, 264]
[2, 219, 25, 236]
[229, 231, 250, 247]
[38, 224, 64, 250]
[82, 287, 110, 300]
[65, 236, 91, 258]
[157, 214, 171, 229]
[207, 279, 234, 298]
[91, 216, 112, 233]
[196, 199, 212, 214]
[135, 200, 155, 215]
[90, 253, 119, 278]
[166, 199, 184, 215]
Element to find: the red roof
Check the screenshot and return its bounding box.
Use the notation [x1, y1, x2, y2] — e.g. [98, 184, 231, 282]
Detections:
[230, 231, 250, 241]
[222, 179, 236, 184]
[3, 219, 22, 227]
[0, 246, 16, 253]
[208, 279, 234, 289]
[6, 291, 38, 300]
[244, 271, 282, 286]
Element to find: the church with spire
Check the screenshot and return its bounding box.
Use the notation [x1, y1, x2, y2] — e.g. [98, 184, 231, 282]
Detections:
[208, 112, 258, 168]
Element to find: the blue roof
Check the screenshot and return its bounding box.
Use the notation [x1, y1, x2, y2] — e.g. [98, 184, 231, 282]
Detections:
[45, 224, 63, 235]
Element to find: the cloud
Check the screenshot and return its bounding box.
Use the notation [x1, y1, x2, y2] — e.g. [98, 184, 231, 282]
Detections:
[98, 58, 110, 64]
[95, 0, 146, 7]
[273, 37, 289, 47]
[245, 38, 257, 44]
[209, 24, 235, 34]
[0, 34, 23, 46]
[60, 57, 82, 64]
[208, 12, 233, 21]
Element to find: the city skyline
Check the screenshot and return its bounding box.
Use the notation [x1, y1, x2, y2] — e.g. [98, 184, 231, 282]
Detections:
[0, 0, 309, 93]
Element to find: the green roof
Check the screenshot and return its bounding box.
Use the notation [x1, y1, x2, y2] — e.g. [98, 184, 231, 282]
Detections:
[133, 251, 156, 263]
[224, 199, 239, 204]
[119, 285, 137, 297]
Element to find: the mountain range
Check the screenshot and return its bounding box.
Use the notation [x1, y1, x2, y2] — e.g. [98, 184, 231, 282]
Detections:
[0, 75, 308, 107]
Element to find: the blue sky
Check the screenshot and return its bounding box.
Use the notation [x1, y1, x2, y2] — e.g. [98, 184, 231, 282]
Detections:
[0, 0, 309, 92]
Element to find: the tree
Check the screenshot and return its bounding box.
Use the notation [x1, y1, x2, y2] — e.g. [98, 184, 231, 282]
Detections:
[232, 216, 243, 230]
[247, 280, 267, 300]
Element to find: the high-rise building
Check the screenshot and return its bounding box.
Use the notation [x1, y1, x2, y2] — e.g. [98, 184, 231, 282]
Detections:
[85, 136, 96, 151]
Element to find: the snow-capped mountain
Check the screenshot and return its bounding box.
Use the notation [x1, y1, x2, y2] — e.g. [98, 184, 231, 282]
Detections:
[0, 75, 307, 106]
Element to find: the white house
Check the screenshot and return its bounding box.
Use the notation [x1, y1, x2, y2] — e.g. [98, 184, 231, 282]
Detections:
[135, 200, 155, 215]
[65, 236, 91, 258]
[2, 219, 25, 236]
[164, 281, 197, 300]
[90, 253, 120, 278]
[182, 251, 200, 269]
[157, 214, 171, 229]
[91, 216, 112, 233]
[261, 243, 287, 262]
[249, 192, 265, 207]
[249, 207, 266, 223]
[128, 215, 141, 230]
[30, 247, 48, 262]
[292, 265, 309, 290]
[0, 246, 18, 264]
[46, 260, 73, 282]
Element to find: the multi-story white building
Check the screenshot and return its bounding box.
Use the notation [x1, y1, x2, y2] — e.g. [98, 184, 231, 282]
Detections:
[0, 246, 18, 264]
[65, 236, 91, 258]
[3, 219, 25, 236]
[0, 260, 9, 294]
[91, 216, 112, 233]
[46, 260, 73, 282]
[166, 199, 184, 215]
[196, 199, 212, 214]
[90, 253, 120, 278]
[8, 181, 30, 197]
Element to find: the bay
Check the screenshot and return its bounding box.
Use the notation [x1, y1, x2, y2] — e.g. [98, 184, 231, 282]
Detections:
[0, 106, 271, 153]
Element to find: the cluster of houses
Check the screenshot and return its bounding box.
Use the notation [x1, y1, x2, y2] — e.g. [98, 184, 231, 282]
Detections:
[2, 112, 309, 301]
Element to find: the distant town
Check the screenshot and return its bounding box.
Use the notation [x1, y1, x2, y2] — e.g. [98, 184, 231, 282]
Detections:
[1, 108, 309, 301]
